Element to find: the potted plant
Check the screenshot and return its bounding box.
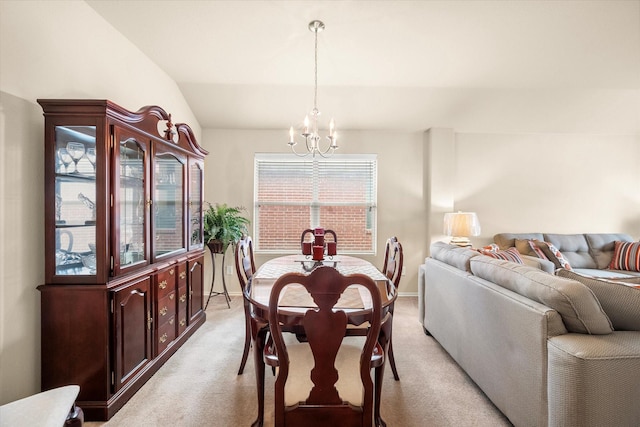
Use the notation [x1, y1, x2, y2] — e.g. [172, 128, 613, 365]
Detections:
[203, 202, 250, 254]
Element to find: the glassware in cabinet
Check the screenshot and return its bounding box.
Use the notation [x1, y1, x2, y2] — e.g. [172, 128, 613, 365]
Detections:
[53, 125, 97, 276]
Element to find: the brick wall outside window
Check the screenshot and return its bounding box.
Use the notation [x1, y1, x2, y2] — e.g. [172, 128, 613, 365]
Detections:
[254, 154, 377, 253]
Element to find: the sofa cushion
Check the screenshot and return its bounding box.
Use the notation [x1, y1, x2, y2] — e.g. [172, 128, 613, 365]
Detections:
[608, 240, 640, 272]
[535, 241, 573, 271]
[556, 269, 640, 331]
[470, 256, 613, 334]
[520, 254, 556, 273]
[430, 241, 480, 273]
[572, 268, 640, 279]
[585, 233, 634, 269]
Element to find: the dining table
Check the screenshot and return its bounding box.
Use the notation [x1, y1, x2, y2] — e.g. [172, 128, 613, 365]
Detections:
[245, 254, 397, 427]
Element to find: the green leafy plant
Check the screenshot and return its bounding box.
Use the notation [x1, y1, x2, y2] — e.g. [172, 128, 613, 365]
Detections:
[203, 202, 250, 253]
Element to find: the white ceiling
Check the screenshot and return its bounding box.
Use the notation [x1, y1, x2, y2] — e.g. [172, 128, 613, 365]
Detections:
[86, 1, 640, 132]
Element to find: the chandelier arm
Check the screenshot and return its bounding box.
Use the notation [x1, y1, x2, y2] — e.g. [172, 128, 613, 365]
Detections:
[316, 141, 336, 156]
[315, 146, 337, 158]
[290, 143, 311, 157]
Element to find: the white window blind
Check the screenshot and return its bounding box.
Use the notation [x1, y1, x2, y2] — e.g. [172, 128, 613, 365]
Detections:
[254, 153, 377, 253]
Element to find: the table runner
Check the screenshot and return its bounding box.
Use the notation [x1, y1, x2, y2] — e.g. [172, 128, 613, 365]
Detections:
[278, 285, 365, 309]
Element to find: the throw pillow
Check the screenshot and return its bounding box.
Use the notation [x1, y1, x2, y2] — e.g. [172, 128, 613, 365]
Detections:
[480, 247, 524, 264]
[608, 240, 640, 272]
[535, 241, 572, 270]
[557, 269, 640, 330]
[526, 239, 549, 260]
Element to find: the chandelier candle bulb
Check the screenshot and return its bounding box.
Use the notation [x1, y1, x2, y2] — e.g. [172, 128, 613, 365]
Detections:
[289, 126, 295, 144]
[303, 115, 310, 136]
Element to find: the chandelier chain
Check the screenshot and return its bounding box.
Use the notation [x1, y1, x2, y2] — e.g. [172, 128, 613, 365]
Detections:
[313, 25, 318, 111]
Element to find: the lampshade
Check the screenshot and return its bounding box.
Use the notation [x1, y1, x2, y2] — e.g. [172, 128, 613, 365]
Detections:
[443, 212, 481, 247]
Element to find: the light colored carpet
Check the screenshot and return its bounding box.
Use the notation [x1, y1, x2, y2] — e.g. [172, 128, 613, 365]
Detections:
[85, 296, 512, 426]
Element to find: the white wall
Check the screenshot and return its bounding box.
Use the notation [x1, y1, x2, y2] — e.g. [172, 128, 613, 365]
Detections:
[0, 93, 45, 403]
[427, 131, 640, 248]
[0, 1, 200, 404]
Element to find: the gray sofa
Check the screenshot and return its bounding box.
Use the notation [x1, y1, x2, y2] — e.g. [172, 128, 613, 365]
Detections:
[418, 242, 640, 427]
[493, 232, 640, 278]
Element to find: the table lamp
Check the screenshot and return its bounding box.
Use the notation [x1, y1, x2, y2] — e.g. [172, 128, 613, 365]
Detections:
[444, 212, 481, 247]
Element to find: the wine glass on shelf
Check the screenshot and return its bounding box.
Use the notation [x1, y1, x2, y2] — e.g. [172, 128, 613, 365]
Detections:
[57, 147, 73, 173]
[86, 147, 96, 173]
[66, 142, 85, 174]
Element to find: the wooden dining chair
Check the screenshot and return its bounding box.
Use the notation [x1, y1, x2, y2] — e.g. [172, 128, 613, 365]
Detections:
[381, 236, 403, 381]
[264, 266, 385, 427]
[234, 235, 257, 375]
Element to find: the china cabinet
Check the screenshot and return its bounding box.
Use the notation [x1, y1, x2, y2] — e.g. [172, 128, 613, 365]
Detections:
[37, 99, 208, 420]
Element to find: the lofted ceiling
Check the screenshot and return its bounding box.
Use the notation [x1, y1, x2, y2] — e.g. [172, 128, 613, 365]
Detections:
[86, 1, 640, 133]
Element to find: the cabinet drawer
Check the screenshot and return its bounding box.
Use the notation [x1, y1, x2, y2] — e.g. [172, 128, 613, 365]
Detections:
[177, 285, 188, 335]
[155, 267, 176, 299]
[177, 262, 187, 288]
[156, 316, 176, 355]
[156, 291, 176, 324]
[178, 314, 187, 336]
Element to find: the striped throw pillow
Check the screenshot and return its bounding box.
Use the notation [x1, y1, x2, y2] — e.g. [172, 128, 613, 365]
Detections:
[480, 247, 523, 264]
[608, 241, 640, 272]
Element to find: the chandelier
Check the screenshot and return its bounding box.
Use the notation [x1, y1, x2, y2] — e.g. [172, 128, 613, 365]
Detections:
[288, 20, 338, 157]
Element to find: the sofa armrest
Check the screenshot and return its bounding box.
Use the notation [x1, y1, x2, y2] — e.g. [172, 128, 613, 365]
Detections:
[521, 254, 555, 273]
[548, 331, 640, 427]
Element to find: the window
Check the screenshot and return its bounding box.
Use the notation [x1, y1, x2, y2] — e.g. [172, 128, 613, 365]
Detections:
[254, 153, 377, 253]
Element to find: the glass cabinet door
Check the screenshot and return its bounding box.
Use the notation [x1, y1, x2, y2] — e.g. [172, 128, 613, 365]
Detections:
[116, 136, 149, 273]
[54, 125, 97, 276]
[153, 149, 185, 259]
[189, 161, 204, 249]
